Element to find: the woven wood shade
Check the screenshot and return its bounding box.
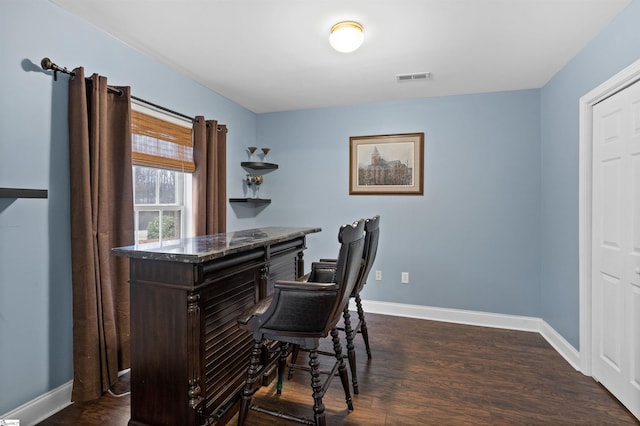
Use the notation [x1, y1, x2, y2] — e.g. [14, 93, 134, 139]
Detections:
[131, 109, 194, 172]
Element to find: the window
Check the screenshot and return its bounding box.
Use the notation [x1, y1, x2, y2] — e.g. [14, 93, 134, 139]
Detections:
[131, 104, 193, 245]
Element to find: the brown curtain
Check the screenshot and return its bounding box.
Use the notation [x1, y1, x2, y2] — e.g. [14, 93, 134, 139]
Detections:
[193, 116, 227, 235]
[68, 68, 134, 402]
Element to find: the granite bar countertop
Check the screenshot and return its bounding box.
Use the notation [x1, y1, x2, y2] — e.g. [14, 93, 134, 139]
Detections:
[112, 226, 321, 264]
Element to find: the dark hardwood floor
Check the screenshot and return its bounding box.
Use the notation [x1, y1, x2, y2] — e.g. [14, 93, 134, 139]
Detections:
[38, 313, 639, 425]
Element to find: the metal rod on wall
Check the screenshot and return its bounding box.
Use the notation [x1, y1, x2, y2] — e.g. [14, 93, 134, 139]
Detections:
[40, 57, 196, 123]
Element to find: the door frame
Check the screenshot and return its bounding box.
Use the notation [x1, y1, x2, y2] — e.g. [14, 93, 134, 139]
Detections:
[578, 57, 640, 375]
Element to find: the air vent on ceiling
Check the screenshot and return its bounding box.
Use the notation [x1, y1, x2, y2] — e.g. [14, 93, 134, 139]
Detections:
[396, 72, 431, 82]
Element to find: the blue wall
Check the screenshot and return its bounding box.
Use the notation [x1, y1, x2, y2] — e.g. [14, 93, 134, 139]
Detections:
[0, 0, 257, 415]
[257, 92, 542, 316]
[540, 0, 640, 348]
[2, 0, 640, 418]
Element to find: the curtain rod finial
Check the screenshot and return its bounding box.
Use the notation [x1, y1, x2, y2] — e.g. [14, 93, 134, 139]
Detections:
[40, 57, 75, 81]
[41, 57, 52, 71]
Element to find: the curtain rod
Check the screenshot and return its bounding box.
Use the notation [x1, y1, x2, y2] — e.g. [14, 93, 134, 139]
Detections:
[41, 57, 196, 123]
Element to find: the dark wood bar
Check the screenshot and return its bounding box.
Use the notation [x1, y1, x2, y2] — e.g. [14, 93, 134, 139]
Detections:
[112, 227, 320, 426]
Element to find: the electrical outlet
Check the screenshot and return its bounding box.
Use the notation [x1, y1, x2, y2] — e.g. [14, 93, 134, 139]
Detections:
[401, 272, 409, 284]
[375, 270, 382, 280]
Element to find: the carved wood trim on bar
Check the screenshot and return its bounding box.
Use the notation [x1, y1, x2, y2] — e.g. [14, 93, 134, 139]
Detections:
[187, 292, 203, 410]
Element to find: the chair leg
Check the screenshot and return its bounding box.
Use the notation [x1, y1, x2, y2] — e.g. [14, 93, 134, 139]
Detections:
[331, 328, 354, 412]
[308, 349, 327, 426]
[277, 342, 289, 395]
[288, 344, 300, 379]
[342, 306, 359, 394]
[238, 339, 262, 426]
[355, 293, 372, 359]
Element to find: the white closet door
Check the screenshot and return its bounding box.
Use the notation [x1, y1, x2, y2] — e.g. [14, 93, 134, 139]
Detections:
[592, 79, 640, 420]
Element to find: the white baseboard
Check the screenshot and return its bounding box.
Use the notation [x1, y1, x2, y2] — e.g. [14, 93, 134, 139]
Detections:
[352, 299, 581, 372]
[539, 319, 581, 371]
[0, 369, 131, 425]
[1, 381, 73, 426]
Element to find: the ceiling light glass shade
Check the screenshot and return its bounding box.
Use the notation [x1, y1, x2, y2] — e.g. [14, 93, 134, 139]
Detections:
[329, 21, 364, 53]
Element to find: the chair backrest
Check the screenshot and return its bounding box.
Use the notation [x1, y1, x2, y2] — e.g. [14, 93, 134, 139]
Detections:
[352, 215, 380, 296]
[325, 219, 366, 330]
[255, 220, 364, 340]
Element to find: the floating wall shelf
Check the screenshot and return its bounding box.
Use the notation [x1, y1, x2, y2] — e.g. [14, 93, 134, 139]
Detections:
[241, 162, 278, 172]
[229, 198, 271, 205]
[231, 161, 278, 207]
[0, 187, 48, 198]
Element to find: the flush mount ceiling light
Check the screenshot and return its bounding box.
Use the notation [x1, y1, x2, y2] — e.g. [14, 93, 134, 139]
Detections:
[329, 21, 364, 53]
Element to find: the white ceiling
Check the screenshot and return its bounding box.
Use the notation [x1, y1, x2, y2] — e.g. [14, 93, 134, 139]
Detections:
[52, 0, 632, 114]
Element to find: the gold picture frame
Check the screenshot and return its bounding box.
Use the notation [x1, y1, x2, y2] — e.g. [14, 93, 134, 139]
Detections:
[349, 132, 424, 195]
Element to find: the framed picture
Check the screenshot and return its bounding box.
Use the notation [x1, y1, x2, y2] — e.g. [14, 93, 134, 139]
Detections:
[349, 132, 424, 195]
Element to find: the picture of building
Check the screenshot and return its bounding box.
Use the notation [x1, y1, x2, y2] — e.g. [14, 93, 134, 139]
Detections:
[358, 146, 413, 186]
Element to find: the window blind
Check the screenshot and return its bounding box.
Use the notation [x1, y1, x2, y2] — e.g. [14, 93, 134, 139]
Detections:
[131, 109, 195, 172]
